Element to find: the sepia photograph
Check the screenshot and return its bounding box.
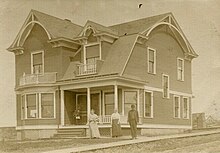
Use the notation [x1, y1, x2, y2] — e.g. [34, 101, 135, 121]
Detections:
[0, 0, 220, 152]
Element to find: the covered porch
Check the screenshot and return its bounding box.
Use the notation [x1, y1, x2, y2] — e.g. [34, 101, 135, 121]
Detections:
[59, 78, 145, 127]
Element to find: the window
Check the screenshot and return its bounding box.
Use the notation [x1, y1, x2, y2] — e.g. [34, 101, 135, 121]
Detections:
[124, 91, 137, 115]
[26, 94, 37, 118]
[183, 97, 189, 119]
[144, 91, 153, 118]
[162, 74, 169, 98]
[177, 58, 184, 81]
[86, 56, 99, 72]
[174, 96, 180, 118]
[31, 51, 44, 74]
[22, 93, 56, 119]
[104, 92, 114, 115]
[41, 93, 55, 118]
[21, 95, 25, 120]
[148, 48, 156, 74]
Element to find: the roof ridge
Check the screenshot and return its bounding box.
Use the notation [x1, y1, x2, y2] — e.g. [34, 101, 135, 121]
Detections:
[109, 12, 171, 27]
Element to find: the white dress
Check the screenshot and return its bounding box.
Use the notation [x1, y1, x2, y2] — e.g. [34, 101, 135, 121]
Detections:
[89, 113, 100, 138]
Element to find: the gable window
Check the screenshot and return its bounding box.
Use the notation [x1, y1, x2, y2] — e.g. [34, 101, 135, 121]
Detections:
[162, 74, 169, 98]
[174, 96, 180, 118]
[31, 51, 44, 74]
[144, 91, 153, 118]
[147, 48, 156, 74]
[41, 93, 55, 118]
[26, 94, 38, 118]
[183, 97, 189, 119]
[177, 58, 184, 81]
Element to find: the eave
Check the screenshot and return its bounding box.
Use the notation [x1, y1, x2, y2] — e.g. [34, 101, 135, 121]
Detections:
[48, 37, 81, 51]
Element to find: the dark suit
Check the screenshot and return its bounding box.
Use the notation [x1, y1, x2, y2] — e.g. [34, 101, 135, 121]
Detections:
[127, 109, 139, 139]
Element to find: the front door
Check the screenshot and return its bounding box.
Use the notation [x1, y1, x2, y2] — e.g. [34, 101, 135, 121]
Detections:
[76, 93, 100, 125]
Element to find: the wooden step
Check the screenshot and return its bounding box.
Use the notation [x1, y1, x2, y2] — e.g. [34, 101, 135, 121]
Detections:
[53, 128, 86, 138]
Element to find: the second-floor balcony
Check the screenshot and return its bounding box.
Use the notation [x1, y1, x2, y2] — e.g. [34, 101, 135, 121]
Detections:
[19, 72, 57, 86]
[77, 63, 97, 76]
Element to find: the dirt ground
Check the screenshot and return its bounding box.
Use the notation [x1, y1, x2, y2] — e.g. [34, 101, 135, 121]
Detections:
[0, 138, 123, 153]
[1, 132, 220, 153]
[85, 133, 220, 153]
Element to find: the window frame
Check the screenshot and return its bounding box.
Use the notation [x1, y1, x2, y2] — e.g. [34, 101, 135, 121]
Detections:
[147, 47, 156, 74]
[39, 92, 56, 119]
[182, 97, 190, 119]
[162, 74, 170, 99]
[144, 90, 154, 118]
[84, 42, 102, 65]
[22, 92, 56, 120]
[31, 50, 44, 75]
[102, 91, 115, 116]
[122, 89, 139, 116]
[177, 57, 184, 81]
[173, 95, 181, 118]
[25, 93, 38, 119]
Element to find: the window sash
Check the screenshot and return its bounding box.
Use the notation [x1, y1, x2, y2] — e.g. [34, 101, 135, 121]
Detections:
[104, 92, 114, 115]
[31, 51, 44, 74]
[174, 96, 180, 118]
[163, 75, 169, 98]
[177, 58, 184, 81]
[41, 93, 55, 118]
[148, 48, 156, 74]
[26, 94, 37, 119]
[183, 98, 189, 118]
[144, 92, 153, 118]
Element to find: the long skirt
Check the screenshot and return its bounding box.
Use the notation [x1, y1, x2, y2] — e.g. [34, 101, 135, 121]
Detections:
[112, 119, 122, 137]
[89, 122, 100, 138]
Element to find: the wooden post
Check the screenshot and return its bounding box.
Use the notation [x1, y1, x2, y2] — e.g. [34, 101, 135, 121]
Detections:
[60, 90, 65, 126]
[114, 85, 118, 110]
[87, 87, 91, 122]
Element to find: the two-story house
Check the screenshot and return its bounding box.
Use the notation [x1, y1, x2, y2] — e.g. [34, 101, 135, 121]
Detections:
[7, 10, 198, 140]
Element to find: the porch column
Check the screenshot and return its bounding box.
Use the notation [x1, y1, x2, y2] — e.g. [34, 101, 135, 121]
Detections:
[114, 85, 118, 110]
[60, 90, 65, 126]
[87, 87, 91, 122]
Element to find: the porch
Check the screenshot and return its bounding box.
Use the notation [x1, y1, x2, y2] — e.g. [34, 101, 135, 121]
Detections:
[59, 82, 144, 127]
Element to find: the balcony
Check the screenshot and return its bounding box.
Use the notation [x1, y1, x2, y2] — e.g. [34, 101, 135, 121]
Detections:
[19, 72, 57, 86]
[77, 63, 97, 76]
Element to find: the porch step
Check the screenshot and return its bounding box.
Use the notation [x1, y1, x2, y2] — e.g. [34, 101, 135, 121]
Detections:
[53, 128, 86, 138]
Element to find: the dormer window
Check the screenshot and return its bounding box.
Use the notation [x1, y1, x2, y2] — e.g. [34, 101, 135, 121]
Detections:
[31, 51, 44, 74]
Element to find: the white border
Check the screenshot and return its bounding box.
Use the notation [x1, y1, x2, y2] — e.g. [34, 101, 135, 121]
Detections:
[147, 47, 156, 74]
[177, 57, 184, 81]
[31, 50, 44, 74]
[144, 90, 154, 118]
[173, 95, 181, 118]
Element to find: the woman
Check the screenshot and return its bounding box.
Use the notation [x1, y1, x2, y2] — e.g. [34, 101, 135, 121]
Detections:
[88, 109, 100, 138]
[111, 109, 122, 137]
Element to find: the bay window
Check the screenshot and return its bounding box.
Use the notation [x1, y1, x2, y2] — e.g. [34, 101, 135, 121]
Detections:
[26, 94, 37, 118]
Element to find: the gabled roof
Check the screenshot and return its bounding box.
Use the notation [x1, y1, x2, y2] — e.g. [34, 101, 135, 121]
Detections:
[32, 10, 83, 39]
[78, 20, 118, 37]
[99, 34, 137, 75]
[109, 13, 170, 36]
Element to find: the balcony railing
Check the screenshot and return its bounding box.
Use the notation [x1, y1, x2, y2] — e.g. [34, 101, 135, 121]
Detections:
[98, 115, 142, 124]
[19, 72, 57, 86]
[77, 63, 97, 76]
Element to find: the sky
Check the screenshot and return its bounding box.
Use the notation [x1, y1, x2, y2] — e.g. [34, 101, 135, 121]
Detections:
[0, 0, 220, 126]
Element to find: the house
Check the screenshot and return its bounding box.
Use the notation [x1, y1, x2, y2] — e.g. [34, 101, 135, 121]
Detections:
[7, 10, 198, 140]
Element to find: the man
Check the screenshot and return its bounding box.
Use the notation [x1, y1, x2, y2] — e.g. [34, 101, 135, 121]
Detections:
[127, 104, 139, 139]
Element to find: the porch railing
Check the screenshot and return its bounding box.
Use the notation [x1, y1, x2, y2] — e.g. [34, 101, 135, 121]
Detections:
[99, 115, 130, 124]
[77, 63, 97, 76]
[19, 72, 57, 86]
